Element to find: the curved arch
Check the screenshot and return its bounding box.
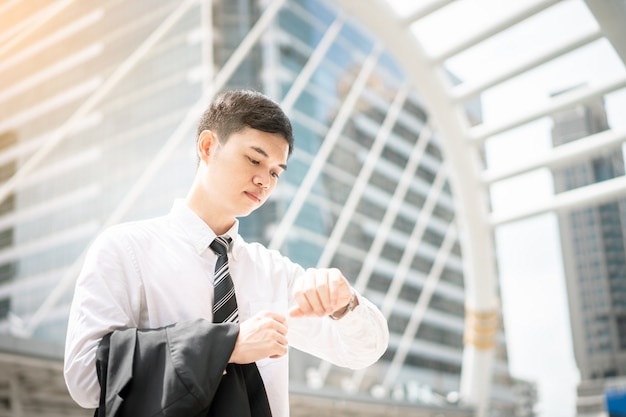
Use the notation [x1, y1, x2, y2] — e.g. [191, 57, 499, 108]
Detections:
[334, 0, 499, 414]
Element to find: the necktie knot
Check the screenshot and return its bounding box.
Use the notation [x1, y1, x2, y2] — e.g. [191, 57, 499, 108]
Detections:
[210, 236, 231, 257]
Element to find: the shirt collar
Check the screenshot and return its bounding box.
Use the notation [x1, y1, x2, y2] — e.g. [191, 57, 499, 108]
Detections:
[169, 199, 239, 256]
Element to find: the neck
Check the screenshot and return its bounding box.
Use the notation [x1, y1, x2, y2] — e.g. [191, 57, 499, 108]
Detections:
[186, 180, 235, 236]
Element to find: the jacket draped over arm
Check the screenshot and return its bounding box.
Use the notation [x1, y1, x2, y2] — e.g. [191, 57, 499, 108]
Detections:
[94, 319, 272, 417]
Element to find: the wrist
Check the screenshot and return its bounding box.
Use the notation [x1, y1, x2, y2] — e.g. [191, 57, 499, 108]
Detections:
[329, 288, 357, 320]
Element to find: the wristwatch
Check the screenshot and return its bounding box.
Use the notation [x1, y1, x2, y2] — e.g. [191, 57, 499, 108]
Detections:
[329, 288, 357, 320]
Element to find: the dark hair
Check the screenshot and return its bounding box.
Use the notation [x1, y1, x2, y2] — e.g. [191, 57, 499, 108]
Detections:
[196, 90, 294, 155]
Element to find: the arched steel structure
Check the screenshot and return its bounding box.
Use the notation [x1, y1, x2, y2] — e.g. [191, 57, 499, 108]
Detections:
[332, 2, 498, 415]
[331, 0, 626, 415]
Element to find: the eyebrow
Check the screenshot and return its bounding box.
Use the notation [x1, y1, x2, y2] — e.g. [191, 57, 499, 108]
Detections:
[250, 146, 287, 171]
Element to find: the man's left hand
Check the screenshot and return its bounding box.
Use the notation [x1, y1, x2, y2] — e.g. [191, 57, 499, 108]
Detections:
[289, 268, 354, 318]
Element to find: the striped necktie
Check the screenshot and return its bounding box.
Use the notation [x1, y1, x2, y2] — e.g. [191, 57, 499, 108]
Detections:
[209, 236, 238, 323]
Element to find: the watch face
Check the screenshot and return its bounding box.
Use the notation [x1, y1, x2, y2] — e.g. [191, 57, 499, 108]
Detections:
[329, 290, 356, 320]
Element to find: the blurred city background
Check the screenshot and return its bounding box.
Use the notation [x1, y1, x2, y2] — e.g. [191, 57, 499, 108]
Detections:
[0, 0, 625, 416]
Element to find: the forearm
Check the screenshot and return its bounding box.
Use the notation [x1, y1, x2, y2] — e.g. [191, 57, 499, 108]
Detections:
[289, 291, 389, 369]
[64, 329, 106, 408]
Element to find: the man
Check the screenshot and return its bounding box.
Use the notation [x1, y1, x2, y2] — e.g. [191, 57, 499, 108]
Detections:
[64, 90, 389, 417]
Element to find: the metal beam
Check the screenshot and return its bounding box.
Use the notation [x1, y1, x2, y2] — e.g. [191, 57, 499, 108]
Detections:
[0, 0, 75, 60]
[0, 0, 198, 209]
[0, 0, 20, 17]
[352, 125, 433, 294]
[469, 74, 626, 142]
[201, 0, 214, 95]
[382, 222, 457, 388]
[268, 43, 383, 250]
[451, 27, 602, 102]
[489, 174, 626, 226]
[316, 124, 434, 385]
[585, 0, 626, 66]
[379, 168, 449, 319]
[401, 0, 455, 26]
[433, 0, 560, 62]
[212, 0, 287, 92]
[350, 165, 449, 391]
[482, 128, 626, 184]
[281, 13, 346, 113]
[315, 86, 409, 268]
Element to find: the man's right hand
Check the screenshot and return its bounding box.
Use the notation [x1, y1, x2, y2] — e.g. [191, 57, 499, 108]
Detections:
[229, 311, 288, 364]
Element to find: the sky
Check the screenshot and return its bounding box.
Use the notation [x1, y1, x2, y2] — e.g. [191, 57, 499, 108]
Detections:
[384, 0, 626, 416]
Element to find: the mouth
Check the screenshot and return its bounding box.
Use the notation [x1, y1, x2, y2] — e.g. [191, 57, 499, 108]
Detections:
[244, 191, 261, 204]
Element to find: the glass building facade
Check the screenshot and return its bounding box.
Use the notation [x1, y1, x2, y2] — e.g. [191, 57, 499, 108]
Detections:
[551, 92, 626, 415]
[0, 0, 518, 414]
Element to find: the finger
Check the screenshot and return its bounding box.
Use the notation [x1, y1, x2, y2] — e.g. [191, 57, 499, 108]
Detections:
[258, 310, 288, 325]
[303, 268, 325, 315]
[330, 269, 352, 311]
[275, 332, 288, 347]
[303, 291, 325, 316]
[288, 305, 304, 318]
[292, 289, 312, 316]
[270, 342, 288, 359]
[292, 269, 317, 316]
[268, 331, 289, 358]
[314, 269, 332, 314]
[256, 313, 288, 336]
[327, 268, 343, 308]
[272, 319, 288, 336]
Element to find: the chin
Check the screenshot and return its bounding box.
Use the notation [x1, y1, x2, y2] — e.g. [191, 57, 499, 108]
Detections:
[237, 207, 257, 218]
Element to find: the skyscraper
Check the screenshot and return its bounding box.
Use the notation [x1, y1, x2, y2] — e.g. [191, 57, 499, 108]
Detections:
[551, 89, 626, 415]
[0, 0, 517, 414]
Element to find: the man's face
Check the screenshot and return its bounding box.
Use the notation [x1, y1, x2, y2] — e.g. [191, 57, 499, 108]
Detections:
[202, 127, 289, 219]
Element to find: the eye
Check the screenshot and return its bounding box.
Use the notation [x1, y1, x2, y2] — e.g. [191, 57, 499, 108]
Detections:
[247, 156, 260, 165]
[271, 171, 280, 179]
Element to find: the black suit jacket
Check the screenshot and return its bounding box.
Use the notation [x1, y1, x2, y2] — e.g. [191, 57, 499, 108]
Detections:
[94, 319, 272, 417]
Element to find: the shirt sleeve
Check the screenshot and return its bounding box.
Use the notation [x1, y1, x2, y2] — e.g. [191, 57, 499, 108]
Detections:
[285, 264, 389, 369]
[64, 227, 143, 409]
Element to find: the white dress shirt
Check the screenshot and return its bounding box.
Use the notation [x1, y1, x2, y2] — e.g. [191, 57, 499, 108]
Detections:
[64, 200, 389, 417]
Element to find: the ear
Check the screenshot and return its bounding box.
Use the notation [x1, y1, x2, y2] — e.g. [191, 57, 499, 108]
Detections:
[197, 130, 219, 162]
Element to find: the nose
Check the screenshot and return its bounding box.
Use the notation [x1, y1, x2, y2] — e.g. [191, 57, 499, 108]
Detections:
[253, 173, 269, 189]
